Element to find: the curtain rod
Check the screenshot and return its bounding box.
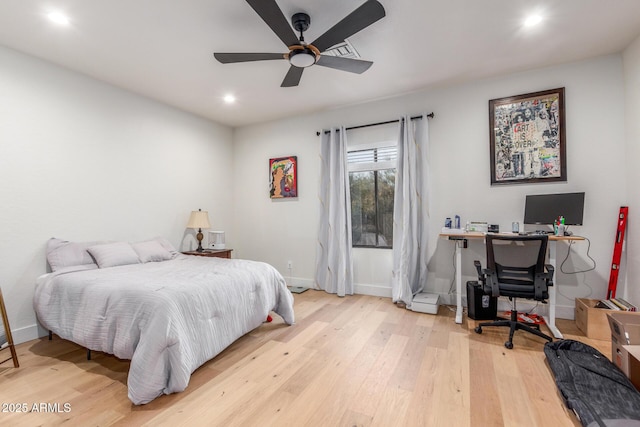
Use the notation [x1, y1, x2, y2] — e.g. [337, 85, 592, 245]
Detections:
[316, 112, 434, 136]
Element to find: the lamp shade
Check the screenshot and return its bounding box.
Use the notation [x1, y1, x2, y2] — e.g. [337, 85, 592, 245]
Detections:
[186, 210, 211, 229]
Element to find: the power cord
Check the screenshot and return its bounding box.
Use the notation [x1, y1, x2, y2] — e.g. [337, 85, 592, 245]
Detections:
[448, 244, 457, 294]
[556, 233, 596, 300]
[559, 235, 596, 274]
[525, 301, 541, 316]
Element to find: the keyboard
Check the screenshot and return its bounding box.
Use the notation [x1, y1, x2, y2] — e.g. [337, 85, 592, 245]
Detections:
[518, 230, 551, 236]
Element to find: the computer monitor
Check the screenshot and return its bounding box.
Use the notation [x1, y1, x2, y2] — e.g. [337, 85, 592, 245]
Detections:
[523, 192, 585, 226]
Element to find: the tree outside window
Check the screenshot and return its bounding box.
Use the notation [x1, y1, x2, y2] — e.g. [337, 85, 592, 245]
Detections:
[348, 144, 396, 248]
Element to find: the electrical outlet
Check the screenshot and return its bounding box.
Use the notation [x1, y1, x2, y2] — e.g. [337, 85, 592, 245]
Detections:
[287, 260, 293, 269]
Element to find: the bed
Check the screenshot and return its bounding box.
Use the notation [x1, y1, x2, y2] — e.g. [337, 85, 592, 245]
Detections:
[33, 237, 295, 405]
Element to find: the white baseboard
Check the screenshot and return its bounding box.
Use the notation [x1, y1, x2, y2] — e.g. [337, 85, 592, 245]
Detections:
[11, 323, 45, 345]
[287, 275, 393, 298]
[285, 277, 316, 289]
[354, 283, 392, 298]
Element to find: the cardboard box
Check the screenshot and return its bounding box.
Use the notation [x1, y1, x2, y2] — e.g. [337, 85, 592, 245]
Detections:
[607, 311, 640, 379]
[575, 298, 612, 340]
[623, 345, 640, 390]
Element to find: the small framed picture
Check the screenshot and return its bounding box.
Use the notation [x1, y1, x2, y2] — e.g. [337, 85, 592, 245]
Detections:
[489, 88, 566, 185]
[269, 156, 298, 198]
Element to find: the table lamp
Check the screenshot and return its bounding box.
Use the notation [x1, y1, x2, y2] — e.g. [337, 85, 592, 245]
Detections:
[186, 209, 211, 252]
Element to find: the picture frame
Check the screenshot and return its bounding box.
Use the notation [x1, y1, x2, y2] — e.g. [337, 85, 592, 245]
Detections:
[269, 156, 298, 198]
[489, 87, 566, 185]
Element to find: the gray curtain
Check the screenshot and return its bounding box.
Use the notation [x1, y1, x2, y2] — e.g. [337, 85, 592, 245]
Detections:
[315, 127, 354, 296]
[391, 115, 430, 307]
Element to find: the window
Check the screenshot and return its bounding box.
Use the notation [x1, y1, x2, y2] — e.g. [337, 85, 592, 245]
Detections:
[348, 141, 396, 248]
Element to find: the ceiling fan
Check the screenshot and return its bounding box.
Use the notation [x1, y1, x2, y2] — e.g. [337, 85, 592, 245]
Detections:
[213, 0, 386, 87]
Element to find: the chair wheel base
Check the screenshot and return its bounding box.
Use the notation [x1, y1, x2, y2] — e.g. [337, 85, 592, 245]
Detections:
[505, 341, 514, 349]
[474, 326, 482, 334]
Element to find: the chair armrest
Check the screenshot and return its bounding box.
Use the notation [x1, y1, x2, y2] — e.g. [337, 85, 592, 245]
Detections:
[485, 271, 500, 298]
[545, 264, 555, 277]
[533, 264, 555, 300]
[473, 260, 483, 280]
[545, 264, 555, 287]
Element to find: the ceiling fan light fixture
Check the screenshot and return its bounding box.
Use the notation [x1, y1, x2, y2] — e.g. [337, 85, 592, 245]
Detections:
[289, 48, 316, 68]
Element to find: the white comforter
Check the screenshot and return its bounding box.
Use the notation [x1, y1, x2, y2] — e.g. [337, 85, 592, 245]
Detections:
[33, 255, 295, 405]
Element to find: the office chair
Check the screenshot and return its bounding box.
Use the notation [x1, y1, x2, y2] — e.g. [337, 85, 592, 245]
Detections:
[473, 234, 554, 349]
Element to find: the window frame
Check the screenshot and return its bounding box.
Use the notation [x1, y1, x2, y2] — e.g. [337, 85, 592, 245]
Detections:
[348, 140, 397, 249]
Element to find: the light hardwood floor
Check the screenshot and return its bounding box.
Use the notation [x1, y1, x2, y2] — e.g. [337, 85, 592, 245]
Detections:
[0, 290, 612, 427]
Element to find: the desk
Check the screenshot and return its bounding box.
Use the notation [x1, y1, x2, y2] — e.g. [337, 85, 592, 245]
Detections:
[440, 232, 584, 338]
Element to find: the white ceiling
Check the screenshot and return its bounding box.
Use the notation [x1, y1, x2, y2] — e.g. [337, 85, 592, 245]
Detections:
[1, 0, 640, 128]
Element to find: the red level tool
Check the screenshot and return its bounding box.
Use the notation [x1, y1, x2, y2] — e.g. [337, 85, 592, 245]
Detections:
[607, 206, 629, 299]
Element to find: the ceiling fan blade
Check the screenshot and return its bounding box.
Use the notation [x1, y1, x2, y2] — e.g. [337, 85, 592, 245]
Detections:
[214, 52, 285, 63]
[316, 55, 373, 74]
[281, 66, 304, 87]
[310, 0, 386, 53]
[246, 0, 300, 47]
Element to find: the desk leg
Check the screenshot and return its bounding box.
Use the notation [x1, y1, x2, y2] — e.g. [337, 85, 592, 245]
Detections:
[543, 241, 563, 339]
[455, 240, 463, 324]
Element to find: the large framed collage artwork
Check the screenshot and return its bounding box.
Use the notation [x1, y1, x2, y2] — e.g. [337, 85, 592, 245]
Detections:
[489, 87, 566, 185]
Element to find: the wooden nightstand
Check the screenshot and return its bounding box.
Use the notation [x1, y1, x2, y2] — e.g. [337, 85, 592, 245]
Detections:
[182, 249, 233, 259]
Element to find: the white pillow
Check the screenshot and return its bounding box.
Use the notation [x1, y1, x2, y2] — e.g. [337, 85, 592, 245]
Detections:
[46, 238, 103, 272]
[132, 240, 173, 263]
[87, 242, 140, 268]
[153, 236, 179, 259]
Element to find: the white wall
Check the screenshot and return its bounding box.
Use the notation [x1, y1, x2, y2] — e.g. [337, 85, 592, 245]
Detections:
[3, 44, 634, 345]
[232, 54, 628, 318]
[0, 46, 234, 343]
[623, 34, 640, 306]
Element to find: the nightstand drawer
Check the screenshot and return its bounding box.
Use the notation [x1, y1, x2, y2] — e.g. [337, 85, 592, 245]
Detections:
[182, 249, 232, 259]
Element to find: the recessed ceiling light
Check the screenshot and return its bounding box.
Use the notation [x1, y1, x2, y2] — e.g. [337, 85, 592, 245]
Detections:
[524, 14, 543, 27]
[47, 11, 70, 26]
[223, 94, 236, 104]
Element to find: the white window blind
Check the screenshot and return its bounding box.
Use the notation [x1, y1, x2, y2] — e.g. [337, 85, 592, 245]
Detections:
[347, 140, 397, 172]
